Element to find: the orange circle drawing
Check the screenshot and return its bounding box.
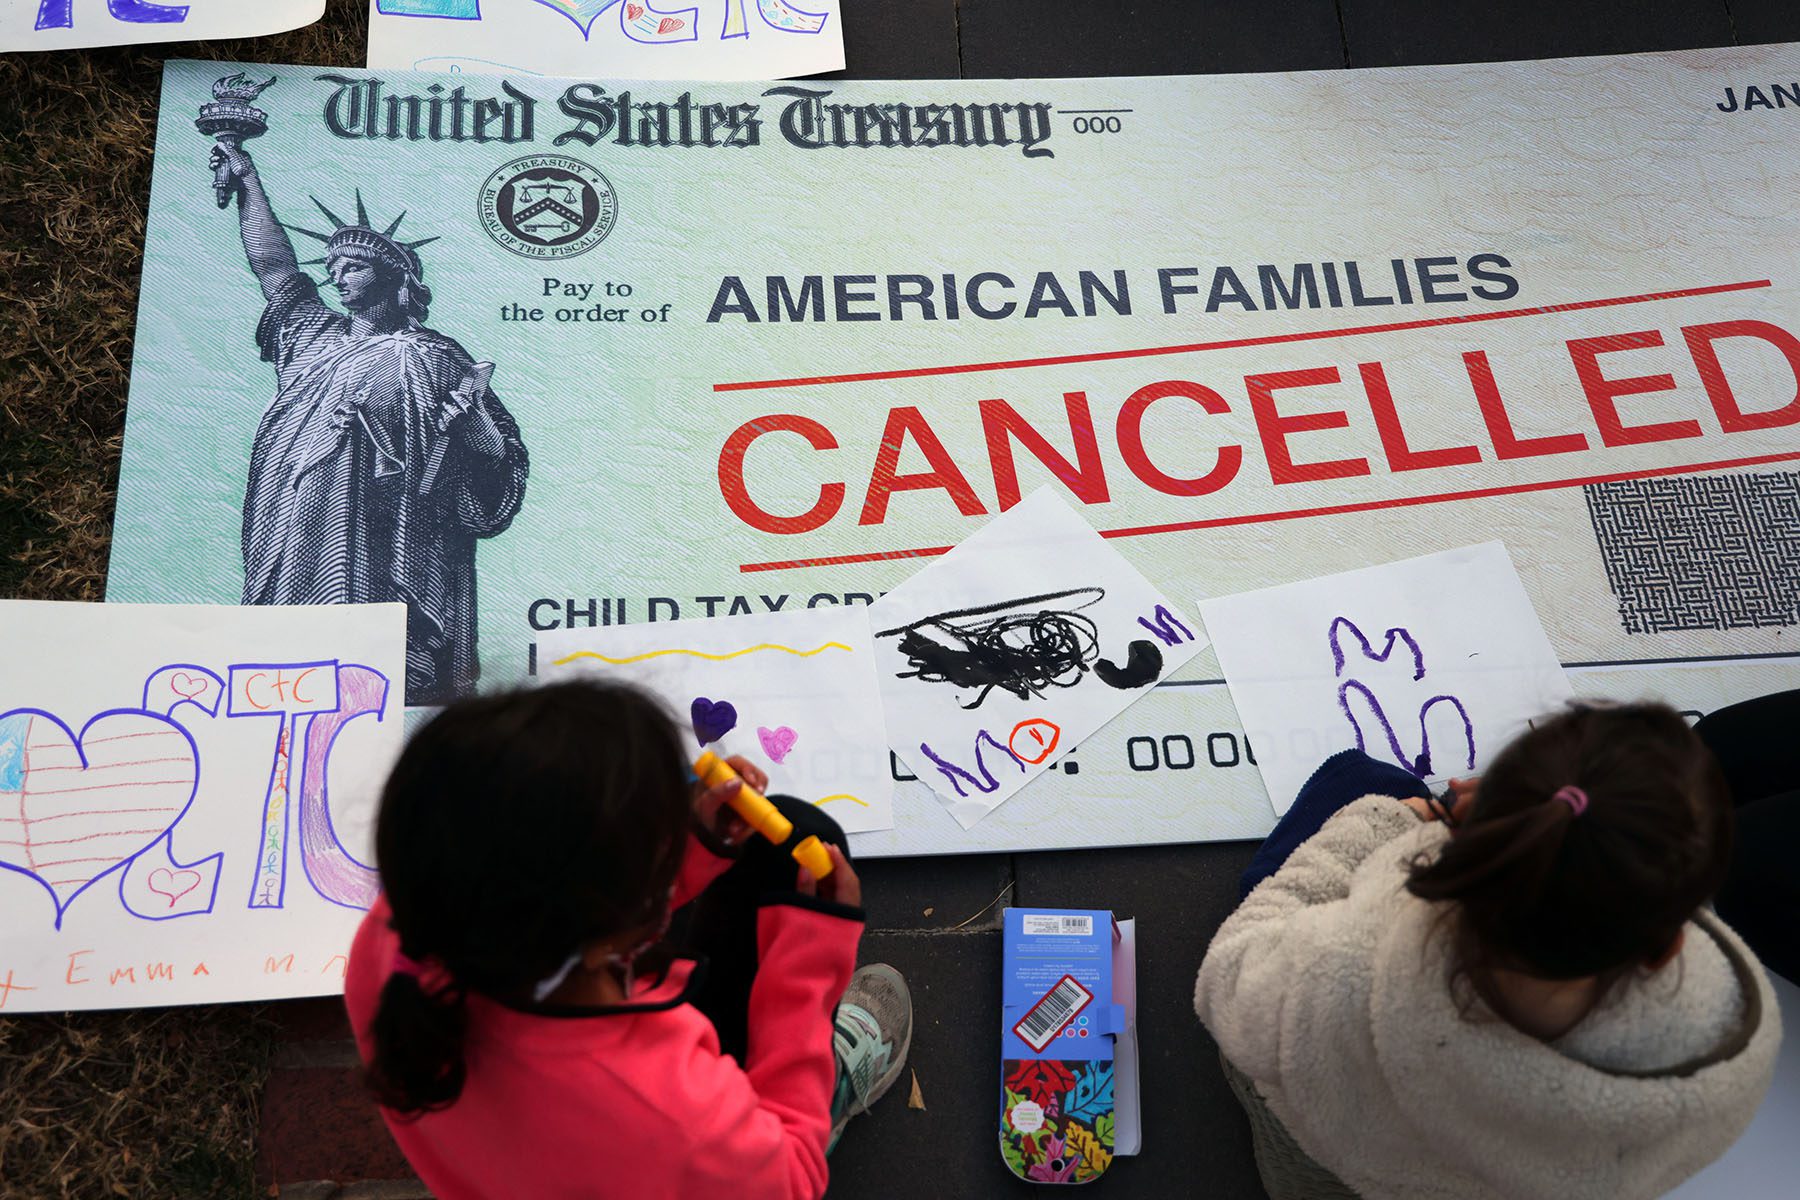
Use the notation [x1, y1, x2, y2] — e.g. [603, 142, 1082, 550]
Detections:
[1008, 718, 1063, 764]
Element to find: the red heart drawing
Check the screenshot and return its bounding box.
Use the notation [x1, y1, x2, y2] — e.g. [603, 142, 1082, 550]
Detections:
[657, 16, 684, 33]
[147, 866, 203, 907]
[626, 3, 643, 19]
[169, 671, 209, 700]
[757, 725, 798, 764]
[0, 708, 199, 927]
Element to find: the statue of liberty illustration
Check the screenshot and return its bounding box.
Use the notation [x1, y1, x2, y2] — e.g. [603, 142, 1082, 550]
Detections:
[199, 74, 530, 704]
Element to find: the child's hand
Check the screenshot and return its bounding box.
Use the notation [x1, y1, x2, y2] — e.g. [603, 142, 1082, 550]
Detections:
[796, 844, 861, 908]
[692, 756, 767, 847]
[724, 755, 768, 793]
[1399, 795, 1437, 821]
[1442, 777, 1479, 821]
[1399, 777, 1479, 823]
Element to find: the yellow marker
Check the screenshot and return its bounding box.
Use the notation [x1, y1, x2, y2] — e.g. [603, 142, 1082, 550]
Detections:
[790, 835, 833, 880]
[694, 751, 794, 846]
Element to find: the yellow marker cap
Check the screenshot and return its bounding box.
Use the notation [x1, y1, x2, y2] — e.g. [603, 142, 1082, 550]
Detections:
[791, 834, 833, 879]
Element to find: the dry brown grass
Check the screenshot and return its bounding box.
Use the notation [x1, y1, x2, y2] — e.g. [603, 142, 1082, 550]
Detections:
[1, 5, 369, 1195]
[0, 1, 369, 598]
[0, 1005, 279, 1198]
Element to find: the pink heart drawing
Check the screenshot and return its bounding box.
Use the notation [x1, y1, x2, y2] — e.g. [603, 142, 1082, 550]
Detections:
[169, 672, 209, 700]
[147, 866, 203, 908]
[0, 708, 199, 928]
[625, 3, 643, 19]
[757, 725, 798, 764]
[656, 16, 684, 33]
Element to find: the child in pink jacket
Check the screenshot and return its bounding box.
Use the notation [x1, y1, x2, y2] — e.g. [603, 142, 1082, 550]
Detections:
[344, 681, 912, 1199]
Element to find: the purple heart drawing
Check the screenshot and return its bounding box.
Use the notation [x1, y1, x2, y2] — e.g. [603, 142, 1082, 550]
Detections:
[0, 707, 200, 929]
[757, 725, 798, 764]
[690, 697, 738, 747]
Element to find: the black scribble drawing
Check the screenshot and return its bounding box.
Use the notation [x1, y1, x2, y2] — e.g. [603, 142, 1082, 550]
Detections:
[876, 588, 1164, 709]
[199, 74, 530, 705]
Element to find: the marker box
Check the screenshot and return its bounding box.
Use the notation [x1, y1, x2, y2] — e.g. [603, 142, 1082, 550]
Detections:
[999, 907, 1140, 1184]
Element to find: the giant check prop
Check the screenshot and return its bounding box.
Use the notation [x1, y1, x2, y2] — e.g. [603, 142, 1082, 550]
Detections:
[114, 51, 1800, 856]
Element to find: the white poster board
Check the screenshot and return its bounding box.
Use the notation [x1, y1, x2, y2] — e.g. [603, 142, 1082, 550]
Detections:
[871, 489, 1206, 828]
[1, 0, 323, 52]
[0, 600, 404, 1013]
[539, 607, 893, 833]
[366, 0, 844, 80]
[1200, 542, 1574, 815]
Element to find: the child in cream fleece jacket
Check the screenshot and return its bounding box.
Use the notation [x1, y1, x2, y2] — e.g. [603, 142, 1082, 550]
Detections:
[1195, 702, 1781, 1200]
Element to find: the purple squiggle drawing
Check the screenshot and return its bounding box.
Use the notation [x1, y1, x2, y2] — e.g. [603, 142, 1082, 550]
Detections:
[1329, 616, 1425, 681]
[1337, 681, 1475, 778]
[918, 730, 1026, 798]
[1330, 616, 1474, 778]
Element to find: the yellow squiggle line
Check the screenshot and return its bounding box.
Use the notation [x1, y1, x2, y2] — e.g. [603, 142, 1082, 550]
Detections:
[813, 794, 870, 808]
[552, 641, 852, 667]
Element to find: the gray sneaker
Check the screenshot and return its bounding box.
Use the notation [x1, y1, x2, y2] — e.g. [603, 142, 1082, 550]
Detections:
[828, 964, 914, 1147]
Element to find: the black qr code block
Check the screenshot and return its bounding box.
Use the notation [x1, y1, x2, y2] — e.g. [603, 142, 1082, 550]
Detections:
[1584, 472, 1800, 634]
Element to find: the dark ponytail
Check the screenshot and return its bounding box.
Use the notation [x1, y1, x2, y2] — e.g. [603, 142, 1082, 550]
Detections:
[365, 681, 693, 1114]
[368, 970, 468, 1112]
[1407, 701, 1732, 1001]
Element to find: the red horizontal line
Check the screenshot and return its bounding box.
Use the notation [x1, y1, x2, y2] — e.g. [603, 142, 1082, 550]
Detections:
[27, 758, 192, 773]
[737, 449, 1800, 573]
[30, 854, 133, 869]
[24, 779, 192, 796]
[1, 829, 167, 850]
[712, 279, 1771, 392]
[0, 807, 179, 823]
[27, 730, 182, 750]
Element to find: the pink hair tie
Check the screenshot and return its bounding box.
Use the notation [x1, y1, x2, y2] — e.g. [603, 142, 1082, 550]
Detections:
[1553, 785, 1589, 816]
[393, 948, 456, 996]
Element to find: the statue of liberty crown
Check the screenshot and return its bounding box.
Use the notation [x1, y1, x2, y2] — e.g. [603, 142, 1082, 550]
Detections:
[212, 72, 276, 103]
[285, 190, 439, 278]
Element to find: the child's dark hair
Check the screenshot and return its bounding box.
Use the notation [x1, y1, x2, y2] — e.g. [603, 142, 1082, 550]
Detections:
[1407, 701, 1732, 1002]
[367, 681, 693, 1114]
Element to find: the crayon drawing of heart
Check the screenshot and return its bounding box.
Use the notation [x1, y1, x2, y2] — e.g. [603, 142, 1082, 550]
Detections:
[0, 708, 199, 928]
[757, 725, 798, 764]
[690, 697, 738, 747]
[147, 867, 203, 908]
[530, 0, 619, 38]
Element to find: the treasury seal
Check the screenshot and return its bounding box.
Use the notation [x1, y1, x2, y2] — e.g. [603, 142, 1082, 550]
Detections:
[478, 155, 617, 259]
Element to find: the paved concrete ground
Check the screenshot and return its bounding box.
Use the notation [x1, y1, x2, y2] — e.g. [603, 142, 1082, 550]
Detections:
[252, 1, 1800, 1194]
[828, 843, 1264, 1197]
[255, 844, 1262, 1198]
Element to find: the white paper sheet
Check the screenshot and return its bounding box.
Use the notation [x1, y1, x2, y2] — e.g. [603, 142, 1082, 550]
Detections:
[538, 607, 893, 833]
[0, 600, 405, 1013]
[1200, 542, 1574, 816]
[366, 0, 844, 81]
[2, 0, 323, 52]
[871, 489, 1206, 829]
